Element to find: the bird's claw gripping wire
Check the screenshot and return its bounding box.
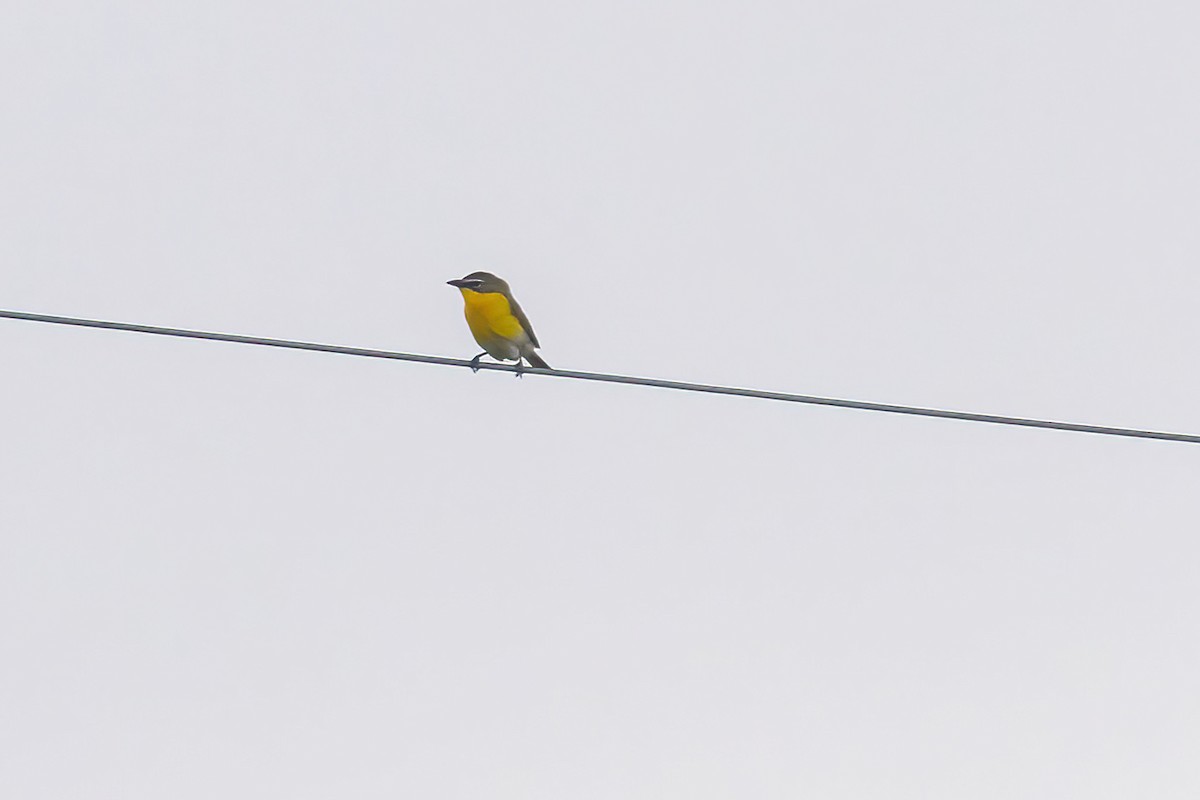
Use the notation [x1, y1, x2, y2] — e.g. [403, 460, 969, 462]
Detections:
[469, 352, 486, 373]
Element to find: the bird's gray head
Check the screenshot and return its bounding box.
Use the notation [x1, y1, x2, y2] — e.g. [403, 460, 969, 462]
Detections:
[446, 271, 509, 294]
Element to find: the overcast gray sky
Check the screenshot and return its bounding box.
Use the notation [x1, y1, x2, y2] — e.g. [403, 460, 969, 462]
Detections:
[3, 2, 1199, 798]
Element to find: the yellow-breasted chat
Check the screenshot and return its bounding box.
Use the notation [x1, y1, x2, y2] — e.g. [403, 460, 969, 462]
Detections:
[447, 271, 550, 373]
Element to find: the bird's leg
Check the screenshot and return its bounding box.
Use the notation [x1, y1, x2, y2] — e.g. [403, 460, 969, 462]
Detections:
[469, 352, 487, 373]
[513, 357, 525, 379]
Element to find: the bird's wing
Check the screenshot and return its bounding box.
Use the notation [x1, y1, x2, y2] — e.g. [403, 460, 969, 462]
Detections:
[508, 296, 540, 348]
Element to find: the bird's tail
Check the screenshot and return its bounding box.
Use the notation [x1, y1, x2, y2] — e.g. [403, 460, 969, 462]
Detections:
[524, 350, 551, 369]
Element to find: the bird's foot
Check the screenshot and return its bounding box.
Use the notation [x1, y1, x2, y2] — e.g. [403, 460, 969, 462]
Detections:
[469, 352, 486, 373]
[513, 360, 525, 379]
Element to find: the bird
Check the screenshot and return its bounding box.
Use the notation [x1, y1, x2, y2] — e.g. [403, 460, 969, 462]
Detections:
[446, 271, 550, 373]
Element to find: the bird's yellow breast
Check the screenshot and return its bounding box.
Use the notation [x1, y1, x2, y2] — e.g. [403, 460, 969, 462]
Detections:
[460, 288, 526, 344]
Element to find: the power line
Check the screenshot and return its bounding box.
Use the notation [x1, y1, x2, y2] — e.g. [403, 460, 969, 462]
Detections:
[2, 307, 1196, 445]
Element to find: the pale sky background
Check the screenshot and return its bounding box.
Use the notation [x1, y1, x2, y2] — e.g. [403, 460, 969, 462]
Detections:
[2, 2, 1199, 798]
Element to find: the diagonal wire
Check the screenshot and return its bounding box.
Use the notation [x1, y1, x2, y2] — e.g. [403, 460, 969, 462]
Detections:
[2, 308, 1197, 445]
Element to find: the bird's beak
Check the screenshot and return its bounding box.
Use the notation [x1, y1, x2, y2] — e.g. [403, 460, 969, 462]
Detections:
[447, 279, 468, 288]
